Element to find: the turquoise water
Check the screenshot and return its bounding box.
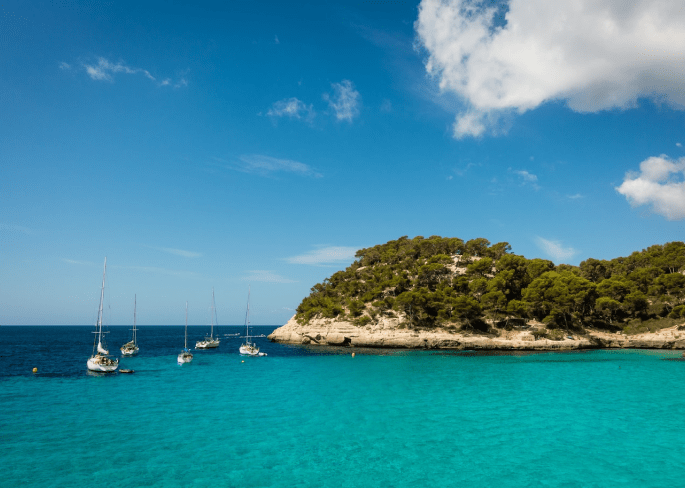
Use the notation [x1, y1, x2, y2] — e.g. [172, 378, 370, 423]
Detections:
[2, 327, 685, 487]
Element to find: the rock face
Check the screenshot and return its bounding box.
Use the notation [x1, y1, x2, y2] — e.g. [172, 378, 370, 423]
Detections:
[268, 315, 685, 351]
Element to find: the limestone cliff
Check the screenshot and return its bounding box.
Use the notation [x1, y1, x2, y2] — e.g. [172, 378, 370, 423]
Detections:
[269, 315, 685, 351]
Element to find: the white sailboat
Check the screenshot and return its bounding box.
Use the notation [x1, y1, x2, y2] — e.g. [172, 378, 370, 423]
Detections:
[121, 294, 139, 356]
[87, 258, 119, 373]
[239, 286, 266, 356]
[178, 301, 193, 364]
[196, 288, 220, 349]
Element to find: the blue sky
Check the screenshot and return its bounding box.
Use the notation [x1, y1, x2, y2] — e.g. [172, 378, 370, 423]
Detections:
[2, 0, 684, 325]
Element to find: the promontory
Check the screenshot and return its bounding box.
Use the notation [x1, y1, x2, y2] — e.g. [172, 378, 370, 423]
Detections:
[269, 235, 685, 351]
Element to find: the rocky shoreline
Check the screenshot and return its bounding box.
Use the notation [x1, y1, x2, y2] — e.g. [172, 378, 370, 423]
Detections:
[268, 316, 685, 351]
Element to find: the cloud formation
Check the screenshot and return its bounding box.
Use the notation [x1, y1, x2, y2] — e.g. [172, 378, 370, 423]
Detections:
[324, 80, 361, 121]
[225, 155, 322, 178]
[415, 0, 685, 138]
[80, 57, 187, 87]
[267, 97, 315, 120]
[286, 246, 359, 266]
[535, 237, 578, 263]
[616, 155, 685, 220]
[242, 270, 296, 283]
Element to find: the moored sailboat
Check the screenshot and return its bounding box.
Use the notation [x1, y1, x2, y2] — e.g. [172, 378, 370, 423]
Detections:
[196, 288, 220, 349]
[239, 286, 266, 356]
[87, 258, 119, 373]
[178, 302, 193, 364]
[121, 294, 139, 356]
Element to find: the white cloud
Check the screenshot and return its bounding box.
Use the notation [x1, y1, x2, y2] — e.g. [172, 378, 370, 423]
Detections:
[159, 247, 202, 258]
[514, 170, 537, 183]
[80, 57, 185, 87]
[677, 143, 683, 148]
[59, 62, 70, 70]
[568, 193, 584, 200]
[267, 97, 315, 120]
[415, 0, 685, 138]
[535, 237, 578, 263]
[615, 155, 685, 220]
[324, 80, 361, 121]
[242, 270, 296, 283]
[225, 155, 322, 178]
[286, 246, 359, 266]
[510, 169, 539, 189]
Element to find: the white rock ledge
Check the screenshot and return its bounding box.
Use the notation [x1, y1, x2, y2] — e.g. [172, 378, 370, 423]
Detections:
[268, 316, 685, 351]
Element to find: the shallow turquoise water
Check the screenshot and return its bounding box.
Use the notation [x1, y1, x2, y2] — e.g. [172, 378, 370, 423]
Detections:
[2, 327, 685, 487]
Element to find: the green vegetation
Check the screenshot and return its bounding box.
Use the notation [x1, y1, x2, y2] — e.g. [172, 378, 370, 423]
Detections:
[295, 236, 685, 334]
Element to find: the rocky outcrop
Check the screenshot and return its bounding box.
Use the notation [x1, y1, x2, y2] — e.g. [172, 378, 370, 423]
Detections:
[268, 315, 685, 351]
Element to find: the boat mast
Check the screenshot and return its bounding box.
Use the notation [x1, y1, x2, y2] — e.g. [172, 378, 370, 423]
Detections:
[244, 286, 251, 343]
[210, 287, 215, 339]
[96, 257, 107, 351]
[185, 301, 188, 349]
[133, 294, 137, 345]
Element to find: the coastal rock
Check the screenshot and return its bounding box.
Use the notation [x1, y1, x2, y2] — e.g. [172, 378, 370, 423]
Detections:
[269, 316, 685, 351]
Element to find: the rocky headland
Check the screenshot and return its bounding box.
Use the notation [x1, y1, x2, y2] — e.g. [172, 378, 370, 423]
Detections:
[269, 315, 685, 351]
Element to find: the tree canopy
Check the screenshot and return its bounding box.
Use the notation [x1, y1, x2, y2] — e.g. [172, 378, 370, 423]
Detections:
[295, 236, 685, 332]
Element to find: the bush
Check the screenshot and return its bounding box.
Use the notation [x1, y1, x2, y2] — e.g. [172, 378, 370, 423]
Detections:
[357, 316, 372, 327]
[532, 329, 548, 339]
[669, 305, 685, 319]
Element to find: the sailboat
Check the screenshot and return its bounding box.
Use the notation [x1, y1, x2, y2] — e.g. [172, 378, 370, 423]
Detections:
[87, 257, 119, 373]
[196, 288, 220, 349]
[121, 294, 139, 356]
[239, 286, 266, 356]
[178, 301, 193, 364]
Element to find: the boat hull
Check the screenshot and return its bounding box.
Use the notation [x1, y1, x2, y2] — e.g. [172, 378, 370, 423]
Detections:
[195, 340, 220, 349]
[177, 353, 193, 364]
[87, 355, 119, 372]
[239, 343, 265, 356]
[121, 346, 139, 356]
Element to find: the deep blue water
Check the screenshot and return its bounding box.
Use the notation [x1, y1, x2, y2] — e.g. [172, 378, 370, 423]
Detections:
[2, 326, 685, 487]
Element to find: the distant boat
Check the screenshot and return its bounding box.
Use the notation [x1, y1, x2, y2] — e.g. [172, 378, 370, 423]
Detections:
[121, 294, 139, 356]
[239, 286, 266, 357]
[87, 258, 119, 373]
[196, 288, 220, 349]
[178, 302, 193, 364]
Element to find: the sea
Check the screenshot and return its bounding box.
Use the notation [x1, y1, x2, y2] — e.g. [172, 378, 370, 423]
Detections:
[2, 325, 685, 488]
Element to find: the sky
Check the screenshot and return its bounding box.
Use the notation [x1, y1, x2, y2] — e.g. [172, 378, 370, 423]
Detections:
[1, 0, 684, 326]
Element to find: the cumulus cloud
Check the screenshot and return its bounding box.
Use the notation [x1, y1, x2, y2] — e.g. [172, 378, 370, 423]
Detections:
[286, 246, 359, 266]
[535, 237, 578, 263]
[226, 155, 322, 178]
[324, 80, 361, 121]
[267, 97, 315, 120]
[615, 155, 685, 220]
[415, 0, 685, 138]
[242, 270, 296, 283]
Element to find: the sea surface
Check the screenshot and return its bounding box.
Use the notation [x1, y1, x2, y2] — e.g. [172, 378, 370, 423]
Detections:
[1, 326, 685, 487]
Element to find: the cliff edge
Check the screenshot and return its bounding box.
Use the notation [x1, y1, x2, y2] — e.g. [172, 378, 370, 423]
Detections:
[269, 315, 685, 351]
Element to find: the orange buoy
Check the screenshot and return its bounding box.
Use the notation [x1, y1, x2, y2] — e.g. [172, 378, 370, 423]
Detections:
[32, 367, 38, 373]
